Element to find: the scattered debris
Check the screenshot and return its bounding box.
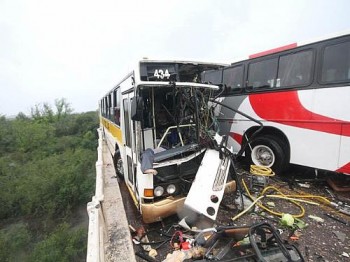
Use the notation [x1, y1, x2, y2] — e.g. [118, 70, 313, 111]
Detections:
[324, 212, 350, 226]
[157, 221, 306, 261]
[266, 201, 275, 208]
[333, 231, 346, 242]
[149, 248, 158, 258]
[314, 252, 325, 261]
[280, 213, 295, 227]
[342, 252, 350, 258]
[327, 178, 350, 192]
[337, 203, 350, 216]
[135, 251, 157, 262]
[123, 164, 350, 261]
[162, 247, 206, 262]
[304, 246, 310, 261]
[294, 218, 308, 229]
[234, 193, 253, 210]
[325, 187, 336, 200]
[298, 183, 311, 188]
[308, 215, 325, 223]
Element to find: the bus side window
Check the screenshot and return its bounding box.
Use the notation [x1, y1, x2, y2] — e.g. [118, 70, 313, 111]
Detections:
[223, 65, 243, 94]
[247, 58, 278, 90]
[113, 88, 121, 125]
[321, 41, 350, 83]
[114, 108, 120, 126]
[202, 69, 223, 85]
[108, 93, 112, 120]
[278, 50, 313, 87]
[104, 97, 108, 117]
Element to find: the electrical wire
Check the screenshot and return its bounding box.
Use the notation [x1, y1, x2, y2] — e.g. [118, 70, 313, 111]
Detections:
[169, 230, 184, 248]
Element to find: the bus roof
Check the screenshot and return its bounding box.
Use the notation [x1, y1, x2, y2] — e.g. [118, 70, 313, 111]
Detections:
[231, 30, 350, 63]
[102, 60, 226, 97]
[139, 59, 228, 67]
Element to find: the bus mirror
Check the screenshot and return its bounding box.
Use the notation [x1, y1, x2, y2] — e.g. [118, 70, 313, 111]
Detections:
[131, 96, 143, 121]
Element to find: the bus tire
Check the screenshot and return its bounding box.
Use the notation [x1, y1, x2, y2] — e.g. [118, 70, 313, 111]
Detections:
[245, 135, 288, 175]
[113, 151, 124, 179]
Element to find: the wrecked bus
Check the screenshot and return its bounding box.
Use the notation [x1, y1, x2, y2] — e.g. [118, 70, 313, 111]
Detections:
[100, 60, 237, 223]
[202, 32, 350, 175]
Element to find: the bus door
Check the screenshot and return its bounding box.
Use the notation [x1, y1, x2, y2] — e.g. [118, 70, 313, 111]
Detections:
[122, 92, 138, 196]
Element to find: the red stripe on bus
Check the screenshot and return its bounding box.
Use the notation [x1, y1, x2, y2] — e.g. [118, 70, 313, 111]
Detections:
[249, 43, 298, 59]
[230, 132, 243, 145]
[249, 91, 350, 137]
[342, 124, 350, 137]
[336, 162, 350, 174]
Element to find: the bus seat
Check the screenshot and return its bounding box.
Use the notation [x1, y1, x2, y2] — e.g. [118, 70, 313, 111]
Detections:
[153, 144, 199, 163]
[141, 148, 155, 174]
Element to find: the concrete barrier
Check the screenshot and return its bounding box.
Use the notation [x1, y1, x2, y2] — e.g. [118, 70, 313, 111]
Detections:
[87, 128, 136, 262]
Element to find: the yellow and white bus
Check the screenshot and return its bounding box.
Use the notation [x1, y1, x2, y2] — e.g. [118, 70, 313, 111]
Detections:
[99, 60, 236, 223]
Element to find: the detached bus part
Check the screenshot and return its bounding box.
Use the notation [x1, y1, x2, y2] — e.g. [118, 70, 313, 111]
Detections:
[99, 60, 238, 223]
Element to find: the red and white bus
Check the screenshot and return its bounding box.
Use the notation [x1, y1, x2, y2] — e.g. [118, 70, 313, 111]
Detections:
[203, 32, 350, 175]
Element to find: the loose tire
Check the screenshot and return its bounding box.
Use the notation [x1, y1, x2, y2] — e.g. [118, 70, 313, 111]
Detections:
[245, 135, 289, 174]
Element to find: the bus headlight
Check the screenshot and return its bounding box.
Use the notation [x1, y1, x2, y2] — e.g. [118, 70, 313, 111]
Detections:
[166, 184, 176, 194]
[154, 186, 164, 197]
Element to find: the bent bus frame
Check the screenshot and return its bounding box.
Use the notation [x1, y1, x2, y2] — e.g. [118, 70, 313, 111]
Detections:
[99, 60, 235, 223]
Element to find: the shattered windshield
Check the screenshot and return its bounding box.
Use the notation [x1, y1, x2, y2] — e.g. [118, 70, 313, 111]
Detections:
[140, 84, 219, 150]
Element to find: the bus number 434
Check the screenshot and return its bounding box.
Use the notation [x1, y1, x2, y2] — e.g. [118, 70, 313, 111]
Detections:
[154, 69, 171, 79]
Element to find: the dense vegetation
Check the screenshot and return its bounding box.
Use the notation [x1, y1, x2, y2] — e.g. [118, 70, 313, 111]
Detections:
[0, 99, 98, 261]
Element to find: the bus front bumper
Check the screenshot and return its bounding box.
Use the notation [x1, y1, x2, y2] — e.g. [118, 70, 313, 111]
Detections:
[140, 180, 236, 223]
[141, 197, 186, 224]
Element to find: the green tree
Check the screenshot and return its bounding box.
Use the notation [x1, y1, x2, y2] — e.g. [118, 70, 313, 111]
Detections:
[54, 98, 73, 121]
[30, 223, 87, 262]
[0, 222, 32, 262]
[12, 120, 54, 154]
[0, 116, 15, 155]
[0, 100, 98, 260]
[31, 103, 54, 123]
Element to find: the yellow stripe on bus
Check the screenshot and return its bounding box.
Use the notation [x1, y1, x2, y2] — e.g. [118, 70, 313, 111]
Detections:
[100, 116, 123, 144]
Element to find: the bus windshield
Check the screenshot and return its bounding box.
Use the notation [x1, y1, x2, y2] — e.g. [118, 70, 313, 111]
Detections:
[138, 83, 218, 151]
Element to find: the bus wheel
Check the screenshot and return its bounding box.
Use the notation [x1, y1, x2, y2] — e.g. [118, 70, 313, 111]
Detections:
[246, 135, 288, 175]
[114, 152, 124, 179]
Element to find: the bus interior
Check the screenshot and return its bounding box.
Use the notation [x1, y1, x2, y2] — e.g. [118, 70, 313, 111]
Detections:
[137, 83, 219, 183]
[133, 81, 233, 220]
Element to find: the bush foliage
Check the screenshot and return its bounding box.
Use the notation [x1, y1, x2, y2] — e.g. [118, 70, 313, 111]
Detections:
[0, 100, 98, 261]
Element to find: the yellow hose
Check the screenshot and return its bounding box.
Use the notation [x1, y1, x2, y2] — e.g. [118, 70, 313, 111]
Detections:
[266, 195, 320, 205]
[231, 195, 265, 221]
[232, 165, 333, 221]
[277, 194, 331, 205]
[241, 179, 306, 218]
[250, 165, 275, 176]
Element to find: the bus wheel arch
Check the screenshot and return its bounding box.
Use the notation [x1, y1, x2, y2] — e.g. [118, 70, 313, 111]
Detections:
[244, 128, 290, 174]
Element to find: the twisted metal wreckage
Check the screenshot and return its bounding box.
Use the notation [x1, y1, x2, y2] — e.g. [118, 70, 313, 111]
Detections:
[133, 82, 307, 261]
[138, 82, 240, 221]
[137, 80, 263, 221]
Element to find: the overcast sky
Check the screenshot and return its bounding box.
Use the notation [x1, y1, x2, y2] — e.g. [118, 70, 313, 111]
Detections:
[1, 0, 350, 116]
